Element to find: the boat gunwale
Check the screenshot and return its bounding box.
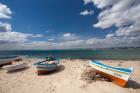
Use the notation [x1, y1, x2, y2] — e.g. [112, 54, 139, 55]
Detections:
[34, 60, 59, 68]
[90, 60, 132, 74]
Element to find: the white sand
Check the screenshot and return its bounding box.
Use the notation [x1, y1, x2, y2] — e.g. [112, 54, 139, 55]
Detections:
[0, 58, 140, 93]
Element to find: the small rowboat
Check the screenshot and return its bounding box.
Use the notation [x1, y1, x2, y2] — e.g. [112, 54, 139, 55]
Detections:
[2, 63, 28, 72]
[0, 56, 19, 67]
[89, 60, 133, 87]
[34, 57, 59, 75]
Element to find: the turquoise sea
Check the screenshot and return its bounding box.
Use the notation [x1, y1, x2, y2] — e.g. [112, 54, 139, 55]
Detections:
[0, 49, 140, 60]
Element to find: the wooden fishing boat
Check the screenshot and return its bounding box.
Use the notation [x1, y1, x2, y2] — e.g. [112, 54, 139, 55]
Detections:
[89, 60, 133, 87]
[2, 63, 28, 72]
[0, 56, 18, 67]
[34, 56, 59, 75]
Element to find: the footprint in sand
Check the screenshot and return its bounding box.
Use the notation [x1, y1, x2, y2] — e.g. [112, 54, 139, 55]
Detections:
[46, 85, 56, 92]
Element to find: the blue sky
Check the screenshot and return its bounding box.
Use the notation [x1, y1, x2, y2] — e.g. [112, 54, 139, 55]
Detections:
[0, 0, 140, 50]
[2, 0, 106, 37]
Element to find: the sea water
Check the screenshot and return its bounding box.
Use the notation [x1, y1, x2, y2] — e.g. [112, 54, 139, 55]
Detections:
[0, 49, 140, 60]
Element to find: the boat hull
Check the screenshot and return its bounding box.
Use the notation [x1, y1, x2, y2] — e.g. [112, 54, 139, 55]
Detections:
[36, 66, 57, 75]
[89, 60, 133, 87]
[2, 63, 28, 72]
[37, 68, 56, 75]
[34, 60, 59, 75]
[96, 69, 127, 87]
[0, 62, 12, 67]
[0, 56, 21, 67]
[0, 59, 13, 64]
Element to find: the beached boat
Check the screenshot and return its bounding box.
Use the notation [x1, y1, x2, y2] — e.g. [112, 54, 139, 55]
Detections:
[2, 63, 28, 72]
[34, 56, 59, 75]
[0, 56, 19, 67]
[89, 60, 133, 87]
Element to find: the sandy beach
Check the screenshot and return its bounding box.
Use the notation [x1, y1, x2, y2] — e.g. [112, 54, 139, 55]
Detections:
[0, 58, 140, 93]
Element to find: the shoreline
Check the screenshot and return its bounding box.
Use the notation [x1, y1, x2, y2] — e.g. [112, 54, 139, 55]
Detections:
[26, 57, 140, 61]
[0, 58, 140, 93]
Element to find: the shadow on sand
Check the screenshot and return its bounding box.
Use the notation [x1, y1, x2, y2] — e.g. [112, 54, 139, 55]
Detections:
[55, 65, 65, 73]
[126, 80, 140, 89]
[38, 65, 65, 75]
[7, 67, 29, 74]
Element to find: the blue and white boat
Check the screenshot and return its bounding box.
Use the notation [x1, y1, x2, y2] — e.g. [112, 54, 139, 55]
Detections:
[34, 56, 59, 75]
[89, 60, 133, 87]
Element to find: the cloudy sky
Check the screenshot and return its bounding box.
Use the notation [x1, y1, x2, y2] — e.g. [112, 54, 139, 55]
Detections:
[0, 0, 140, 50]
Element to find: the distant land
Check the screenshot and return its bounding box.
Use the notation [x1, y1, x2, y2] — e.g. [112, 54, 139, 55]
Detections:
[97, 47, 140, 50]
[77, 47, 140, 50]
[70, 47, 140, 50]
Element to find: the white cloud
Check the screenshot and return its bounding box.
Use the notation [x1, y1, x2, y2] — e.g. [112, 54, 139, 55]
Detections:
[0, 31, 29, 42]
[83, 0, 119, 9]
[80, 10, 94, 16]
[106, 33, 114, 38]
[91, 0, 140, 29]
[62, 33, 81, 41]
[48, 38, 54, 41]
[0, 3, 12, 19]
[30, 34, 43, 38]
[83, 0, 93, 5]
[0, 23, 43, 43]
[63, 33, 71, 37]
[1, 34, 139, 50]
[0, 31, 43, 43]
[14, 40, 86, 50]
[83, 0, 140, 47]
[0, 22, 12, 32]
